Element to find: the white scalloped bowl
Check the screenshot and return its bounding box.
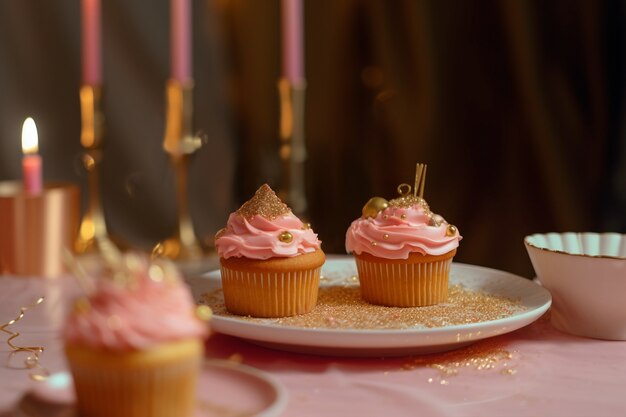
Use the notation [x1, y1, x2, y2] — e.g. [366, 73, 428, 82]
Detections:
[524, 232, 626, 340]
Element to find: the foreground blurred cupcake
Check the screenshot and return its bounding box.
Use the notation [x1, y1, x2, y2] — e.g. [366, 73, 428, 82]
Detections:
[64, 254, 210, 417]
[215, 184, 325, 317]
[346, 164, 461, 307]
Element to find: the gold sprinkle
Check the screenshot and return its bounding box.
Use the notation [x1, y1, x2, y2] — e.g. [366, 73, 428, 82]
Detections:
[148, 264, 164, 282]
[236, 184, 290, 220]
[383, 215, 389, 220]
[302, 223, 311, 230]
[388, 194, 430, 211]
[371, 241, 377, 246]
[383, 234, 389, 240]
[400, 214, 407, 220]
[203, 284, 525, 330]
[196, 305, 213, 321]
[279, 231, 293, 243]
[446, 225, 458, 237]
[73, 297, 91, 314]
[228, 353, 243, 363]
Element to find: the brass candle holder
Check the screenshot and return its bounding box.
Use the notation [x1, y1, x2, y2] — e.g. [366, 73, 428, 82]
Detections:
[152, 79, 203, 261]
[278, 78, 307, 217]
[74, 85, 120, 262]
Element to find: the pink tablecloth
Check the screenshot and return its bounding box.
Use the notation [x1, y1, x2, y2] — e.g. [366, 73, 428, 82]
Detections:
[1, 275, 625, 417]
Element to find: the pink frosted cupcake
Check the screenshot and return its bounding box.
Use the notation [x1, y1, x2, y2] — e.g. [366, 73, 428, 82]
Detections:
[64, 255, 210, 417]
[346, 181, 462, 307]
[215, 184, 325, 317]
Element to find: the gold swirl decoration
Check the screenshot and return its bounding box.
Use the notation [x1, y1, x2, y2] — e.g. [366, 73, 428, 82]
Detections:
[0, 297, 49, 381]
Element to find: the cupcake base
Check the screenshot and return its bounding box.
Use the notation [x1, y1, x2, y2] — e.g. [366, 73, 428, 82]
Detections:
[65, 338, 203, 417]
[220, 249, 325, 318]
[355, 249, 456, 307]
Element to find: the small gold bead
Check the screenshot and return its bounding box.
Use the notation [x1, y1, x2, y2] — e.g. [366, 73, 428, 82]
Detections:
[446, 225, 457, 236]
[383, 214, 388, 220]
[371, 241, 377, 246]
[279, 231, 293, 243]
[383, 234, 389, 240]
[400, 214, 407, 220]
[196, 305, 213, 321]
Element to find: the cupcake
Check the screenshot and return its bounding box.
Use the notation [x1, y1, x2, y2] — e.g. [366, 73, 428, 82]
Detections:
[346, 167, 461, 307]
[63, 254, 210, 417]
[215, 184, 325, 317]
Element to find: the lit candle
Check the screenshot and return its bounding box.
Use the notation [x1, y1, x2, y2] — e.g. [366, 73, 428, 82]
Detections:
[171, 0, 192, 82]
[82, 0, 101, 85]
[21, 118, 43, 195]
[281, 0, 304, 83]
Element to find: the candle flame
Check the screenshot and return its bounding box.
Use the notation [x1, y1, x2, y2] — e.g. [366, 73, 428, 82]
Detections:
[21, 117, 39, 154]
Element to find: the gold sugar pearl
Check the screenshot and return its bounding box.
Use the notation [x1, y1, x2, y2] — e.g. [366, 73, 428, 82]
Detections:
[383, 234, 389, 240]
[446, 225, 457, 236]
[362, 197, 389, 219]
[279, 231, 293, 243]
[371, 241, 377, 246]
[301, 223, 311, 230]
[400, 214, 407, 220]
[148, 264, 165, 282]
[196, 305, 213, 321]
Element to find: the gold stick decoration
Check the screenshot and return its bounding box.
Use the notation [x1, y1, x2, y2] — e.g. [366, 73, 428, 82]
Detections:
[1, 297, 49, 381]
[413, 163, 428, 198]
[75, 85, 121, 263]
[278, 78, 307, 217]
[153, 80, 203, 260]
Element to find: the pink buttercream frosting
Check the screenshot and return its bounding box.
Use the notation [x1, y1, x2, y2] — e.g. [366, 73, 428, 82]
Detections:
[346, 204, 461, 259]
[64, 259, 208, 351]
[216, 212, 321, 260]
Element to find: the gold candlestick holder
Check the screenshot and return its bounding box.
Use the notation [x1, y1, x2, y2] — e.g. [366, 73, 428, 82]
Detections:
[74, 85, 120, 262]
[152, 79, 203, 261]
[278, 78, 307, 217]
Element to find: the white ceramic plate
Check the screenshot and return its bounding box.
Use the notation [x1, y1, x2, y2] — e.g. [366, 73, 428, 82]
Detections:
[189, 257, 551, 357]
[15, 360, 287, 417]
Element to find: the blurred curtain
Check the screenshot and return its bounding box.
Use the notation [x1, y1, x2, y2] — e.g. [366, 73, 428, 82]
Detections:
[0, 0, 624, 276]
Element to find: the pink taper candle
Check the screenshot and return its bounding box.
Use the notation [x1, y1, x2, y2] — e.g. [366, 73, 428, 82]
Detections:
[171, 0, 192, 82]
[281, 0, 304, 83]
[21, 118, 43, 195]
[82, 0, 101, 85]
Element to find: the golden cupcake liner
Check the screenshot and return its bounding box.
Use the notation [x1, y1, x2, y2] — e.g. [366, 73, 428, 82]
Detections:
[355, 256, 453, 307]
[65, 339, 203, 417]
[220, 266, 321, 317]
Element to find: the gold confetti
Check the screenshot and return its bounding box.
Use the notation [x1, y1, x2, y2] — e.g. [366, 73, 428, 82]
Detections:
[203, 284, 524, 330]
[236, 184, 290, 220]
[1, 297, 49, 381]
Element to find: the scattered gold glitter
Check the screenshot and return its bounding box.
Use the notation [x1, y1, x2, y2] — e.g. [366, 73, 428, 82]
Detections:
[196, 305, 213, 321]
[446, 225, 457, 237]
[407, 338, 518, 384]
[203, 284, 525, 330]
[279, 231, 293, 243]
[383, 234, 389, 240]
[236, 184, 290, 220]
[1, 297, 49, 381]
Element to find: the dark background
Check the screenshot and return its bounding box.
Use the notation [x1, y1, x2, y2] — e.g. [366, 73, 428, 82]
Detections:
[0, 0, 624, 277]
